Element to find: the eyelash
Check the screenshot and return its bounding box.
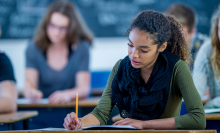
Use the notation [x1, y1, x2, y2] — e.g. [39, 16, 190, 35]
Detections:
[127, 43, 148, 53]
[127, 43, 133, 47]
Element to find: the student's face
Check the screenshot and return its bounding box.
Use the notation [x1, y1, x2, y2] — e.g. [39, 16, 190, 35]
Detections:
[128, 28, 166, 69]
[218, 18, 220, 41]
[47, 12, 69, 44]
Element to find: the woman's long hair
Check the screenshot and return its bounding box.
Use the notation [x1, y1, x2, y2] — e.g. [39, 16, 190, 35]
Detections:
[34, 0, 93, 52]
[211, 6, 220, 79]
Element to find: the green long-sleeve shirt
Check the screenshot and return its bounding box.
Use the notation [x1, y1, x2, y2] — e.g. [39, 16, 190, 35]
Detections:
[90, 59, 206, 129]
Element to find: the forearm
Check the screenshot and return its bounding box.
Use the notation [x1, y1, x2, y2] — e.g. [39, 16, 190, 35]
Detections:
[0, 81, 17, 113]
[143, 117, 176, 129]
[0, 97, 17, 113]
[81, 114, 100, 127]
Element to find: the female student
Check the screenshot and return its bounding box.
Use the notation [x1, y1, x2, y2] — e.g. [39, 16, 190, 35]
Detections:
[193, 6, 220, 108]
[24, 0, 93, 103]
[64, 10, 206, 129]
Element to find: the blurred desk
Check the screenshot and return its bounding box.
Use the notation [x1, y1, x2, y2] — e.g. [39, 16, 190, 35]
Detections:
[0, 130, 217, 133]
[16, 97, 100, 130]
[206, 113, 220, 131]
[206, 113, 220, 120]
[17, 97, 101, 108]
[0, 111, 38, 130]
[91, 88, 104, 96]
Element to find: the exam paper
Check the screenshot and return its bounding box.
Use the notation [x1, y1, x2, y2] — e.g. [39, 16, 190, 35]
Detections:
[37, 128, 67, 131]
[17, 98, 49, 104]
[205, 108, 220, 114]
[82, 125, 137, 130]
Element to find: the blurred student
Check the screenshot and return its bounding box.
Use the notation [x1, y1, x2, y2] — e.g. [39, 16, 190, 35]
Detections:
[165, 4, 209, 64]
[193, 6, 220, 108]
[24, 0, 93, 103]
[0, 26, 17, 113]
[64, 10, 205, 130]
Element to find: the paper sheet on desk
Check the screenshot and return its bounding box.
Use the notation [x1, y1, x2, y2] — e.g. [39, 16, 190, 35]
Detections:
[37, 128, 67, 131]
[17, 98, 49, 104]
[36, 126, 153, 130]
[82, 125, 138, 130]
[38, 126, 137, 130]
[205, 108, 220, 113]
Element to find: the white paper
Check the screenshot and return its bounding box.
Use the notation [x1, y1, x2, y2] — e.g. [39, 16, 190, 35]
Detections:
[36, 126, 136, 131]
[37, 128, 67, 131]
[17, 98, 49, 104]
[82, 125, 136, 130]
[205, 108, 220, 114]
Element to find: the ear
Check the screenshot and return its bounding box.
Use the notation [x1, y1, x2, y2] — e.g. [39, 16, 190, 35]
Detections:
[158, 42, 167, 52]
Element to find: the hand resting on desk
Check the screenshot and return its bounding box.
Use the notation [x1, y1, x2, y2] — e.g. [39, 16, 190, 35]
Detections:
[24, 89, 43, 102]
[48, 90, 71, 104]
[113, 118, 144, 129]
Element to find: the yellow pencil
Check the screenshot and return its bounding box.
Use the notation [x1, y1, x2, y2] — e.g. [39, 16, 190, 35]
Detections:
[76, 91, 78, 119]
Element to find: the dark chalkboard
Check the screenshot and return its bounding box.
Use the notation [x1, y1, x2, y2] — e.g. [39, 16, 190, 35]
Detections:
[0, 0, 219, 39]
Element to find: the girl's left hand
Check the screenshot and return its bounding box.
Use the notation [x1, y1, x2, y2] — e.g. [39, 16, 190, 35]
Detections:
[113, 118, 144, 129]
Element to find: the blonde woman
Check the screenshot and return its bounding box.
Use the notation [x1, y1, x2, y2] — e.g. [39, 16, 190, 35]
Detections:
[193, 6, 220, 108]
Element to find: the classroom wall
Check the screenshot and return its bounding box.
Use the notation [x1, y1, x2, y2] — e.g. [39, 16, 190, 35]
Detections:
[0, 37, 128, 91]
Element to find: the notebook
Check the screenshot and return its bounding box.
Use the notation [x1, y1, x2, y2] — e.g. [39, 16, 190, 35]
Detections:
[82, 125, 138, 130]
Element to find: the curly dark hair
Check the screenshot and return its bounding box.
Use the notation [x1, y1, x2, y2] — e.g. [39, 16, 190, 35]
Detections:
[126, 10, 191, 66]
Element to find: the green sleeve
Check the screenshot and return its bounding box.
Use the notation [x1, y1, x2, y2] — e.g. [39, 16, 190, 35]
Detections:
[90, 60, 122, 125]
[174, 60, 206, 129]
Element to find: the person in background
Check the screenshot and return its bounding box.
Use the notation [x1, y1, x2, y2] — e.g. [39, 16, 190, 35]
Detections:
[193, 6, 220, 108]
[0, 26, 18, 113]
[63, 10, 205, 130]
[24, 0, 93, 103]
[165, 3, 209, 65]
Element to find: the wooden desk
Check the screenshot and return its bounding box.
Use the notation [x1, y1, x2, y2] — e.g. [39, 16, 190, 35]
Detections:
[0, 130, 216, 133]
[17, 97, 101, 108]
[205, 113, 220, 131]
[91, 88, 104, 96]
[112, 113, 220, 122]
[0, 111, 38, 130]
[206, 113, 220, 120]
[16, 97, 101, 130]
